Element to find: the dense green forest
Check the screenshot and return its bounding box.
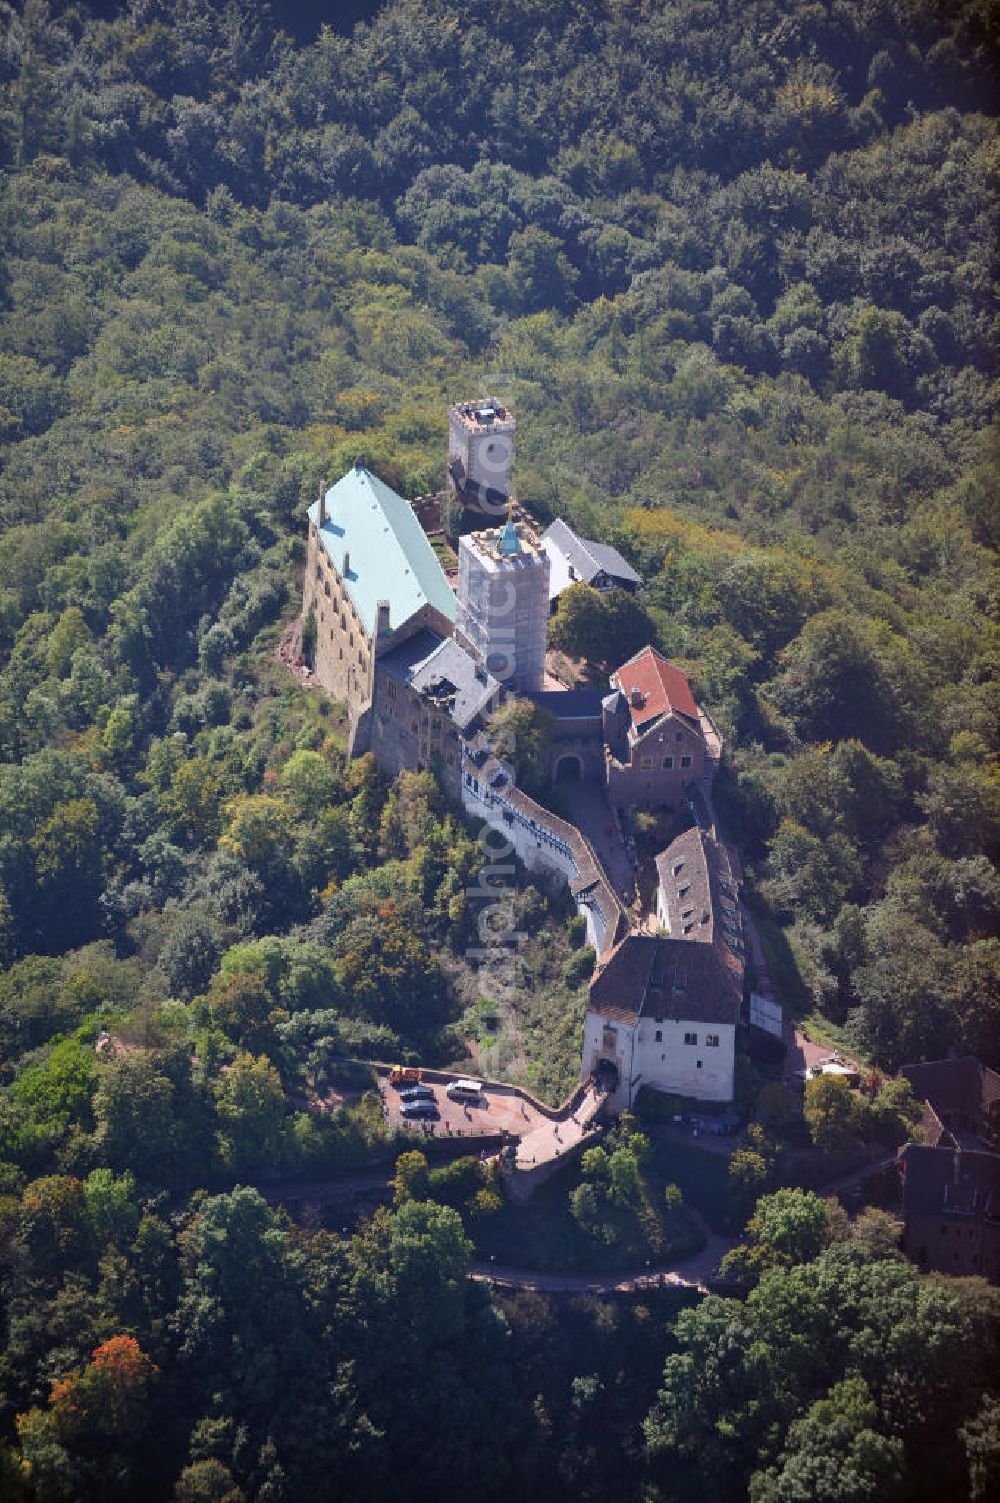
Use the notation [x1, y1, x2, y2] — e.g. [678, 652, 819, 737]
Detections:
[0, 0, 998, 1498]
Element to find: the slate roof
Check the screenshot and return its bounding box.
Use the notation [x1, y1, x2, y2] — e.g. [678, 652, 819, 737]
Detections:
[378, 630, 499, 732]
[655, 826, 745, 975]
[901, 1058, 1000, 1118]
[541, 517, 642, 590]
[527, 688, 605, 720]
[588, 934, 743, 1028]
[610, 646, 700, 735]
[308, 465, 456, 638]
[899, 1145, 1000, 1218]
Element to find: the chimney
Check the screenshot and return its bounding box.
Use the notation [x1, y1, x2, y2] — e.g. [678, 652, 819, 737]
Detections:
[376, 600, 390, 635]
[318, 484, 326, 526]
[630, 687, 644, 708]
[343, 549, 350, 577]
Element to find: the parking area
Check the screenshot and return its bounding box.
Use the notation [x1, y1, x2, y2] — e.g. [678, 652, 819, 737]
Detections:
[378, 1075, 554, 1143]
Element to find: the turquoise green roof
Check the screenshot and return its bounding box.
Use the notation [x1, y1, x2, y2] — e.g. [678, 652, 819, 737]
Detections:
[498, 516, 522, 555]
[308, 465, 456, 638]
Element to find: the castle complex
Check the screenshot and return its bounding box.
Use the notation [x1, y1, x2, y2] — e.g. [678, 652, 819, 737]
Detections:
[301, 403, 745, 1108]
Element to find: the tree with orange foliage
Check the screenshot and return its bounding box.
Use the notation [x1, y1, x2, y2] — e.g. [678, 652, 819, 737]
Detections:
[50, 1336, 157, 1444]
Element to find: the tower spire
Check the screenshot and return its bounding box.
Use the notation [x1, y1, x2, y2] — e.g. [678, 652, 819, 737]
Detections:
[498, 493, 521, 556]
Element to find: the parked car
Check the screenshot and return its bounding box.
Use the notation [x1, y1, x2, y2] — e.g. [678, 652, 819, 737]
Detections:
[400, 1084, 435, 1102]
[389, 1066, 421, 1089]
[400, 1100, 438, 1120]
[445, 1078, 484, 1104]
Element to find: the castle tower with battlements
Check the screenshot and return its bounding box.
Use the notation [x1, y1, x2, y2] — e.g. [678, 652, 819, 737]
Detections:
[455, 513, 549, 693]
[447, 399, 515, 514]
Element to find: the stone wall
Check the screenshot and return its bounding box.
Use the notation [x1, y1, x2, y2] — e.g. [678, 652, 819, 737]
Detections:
[371, 673, 464, 801]
[606, 715, 706, 811]
[410, 492, 443, 533]
[303, 522, 372, 711]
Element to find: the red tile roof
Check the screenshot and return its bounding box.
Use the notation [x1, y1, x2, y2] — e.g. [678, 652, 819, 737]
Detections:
[588, 934, 742, 1027]
[611, 646, 699, 732]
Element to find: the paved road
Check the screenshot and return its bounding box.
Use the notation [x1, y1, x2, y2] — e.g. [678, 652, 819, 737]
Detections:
[470, 1211, 732, 1296]
[260, 1176, 733, 1295]
[258, 1170, 393, 1206]
[512, 1079, 604, 1169]
[563, 775, 636, 905]
[470, 1262, 711, 1295]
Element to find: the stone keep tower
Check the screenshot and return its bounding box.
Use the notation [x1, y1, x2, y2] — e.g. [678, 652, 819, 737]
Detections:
[455, 514, 550, 693]
[447, 399, 515, 513]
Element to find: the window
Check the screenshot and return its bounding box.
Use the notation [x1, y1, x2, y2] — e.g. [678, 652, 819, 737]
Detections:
[654, 1029, 662, 1042]
[684, 1032, 697, 1046]
[681, 755, 691, 769]
[676, 732, 683, 741]
[706, 1034, 720, 1047]
[640, 755, 652, 768]
[696, 1060, 702, 1069]
[662, 756, 673, 769]
[602, 1025, 617, 1051]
